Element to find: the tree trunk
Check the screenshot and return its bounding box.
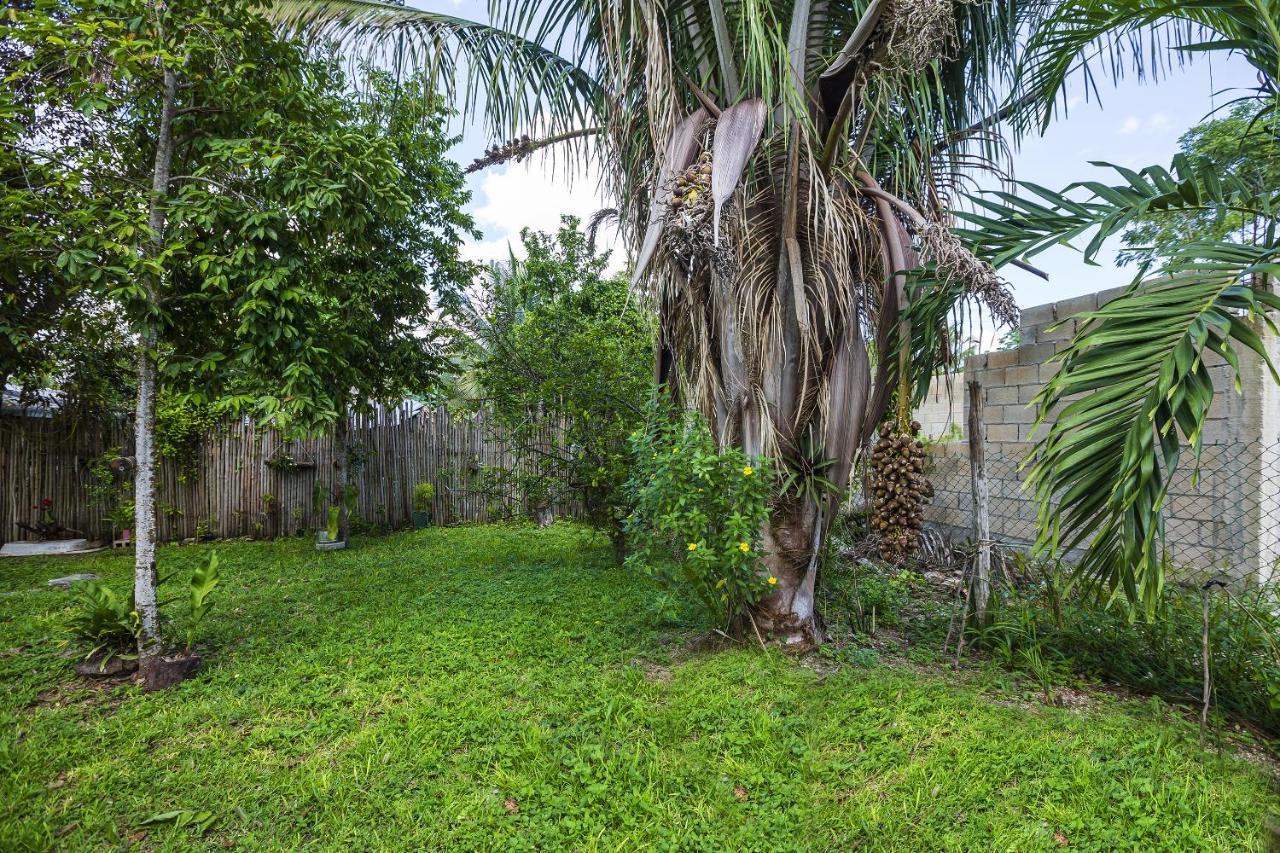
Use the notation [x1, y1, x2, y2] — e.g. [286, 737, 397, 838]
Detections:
[752, 501, 824, 647]
[134, 332, 161, 668]
[334, 407, 351, 543]
[135, 61, 178, 679]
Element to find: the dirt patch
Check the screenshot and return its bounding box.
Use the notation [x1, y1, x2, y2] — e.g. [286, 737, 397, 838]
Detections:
[630, 657, 672, 683]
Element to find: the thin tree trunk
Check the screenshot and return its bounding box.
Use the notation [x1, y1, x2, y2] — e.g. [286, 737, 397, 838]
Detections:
[135, 61, 178, 677]
[334, 406, 350, 543]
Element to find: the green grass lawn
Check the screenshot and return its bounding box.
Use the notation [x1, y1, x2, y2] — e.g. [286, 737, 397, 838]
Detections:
[1, 524, 1275, 851]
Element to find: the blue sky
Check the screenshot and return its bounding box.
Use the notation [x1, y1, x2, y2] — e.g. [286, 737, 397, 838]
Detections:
[426, 1, 1258, 309]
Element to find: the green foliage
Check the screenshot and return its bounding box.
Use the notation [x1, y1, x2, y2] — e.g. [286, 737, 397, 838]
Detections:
[326, 507, 341, 542]
[2, 0, 474, 436]
[412, 482, 436, 512]
[64, 582, 139, 663]
[977, 566, 1280, 734]
[624, 403, 773, 630]
[0, 527, 1274, 849]
[185, 551, 220, 655]
[155, 394, 219, 482]
[462, 217, 652, 541]
[1118, 103, 1280, 268]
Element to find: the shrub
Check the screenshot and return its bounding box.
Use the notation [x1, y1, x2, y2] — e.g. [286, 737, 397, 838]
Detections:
[66, 582, 139, 663]
[413, 482, 435, 512]
[624, 403, 773, 631]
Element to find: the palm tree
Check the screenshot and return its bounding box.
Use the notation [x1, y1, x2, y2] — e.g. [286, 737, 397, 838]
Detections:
[956, 0, 1280, 613]
[275, 0, 1034, 644]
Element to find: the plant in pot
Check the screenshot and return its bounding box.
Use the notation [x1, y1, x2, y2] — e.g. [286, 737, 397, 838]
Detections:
[411, 482, 435, 529]
[316, 503, 347, 551]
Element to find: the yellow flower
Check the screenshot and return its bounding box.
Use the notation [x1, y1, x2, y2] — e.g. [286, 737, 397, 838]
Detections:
[738, 542, 750, 553]
[671, 446, 679, 454]
[715, 578, 726, 589]
[687, 542, 698, 552]
[767, 576, 777, 585]
[742, 465, 754, 477]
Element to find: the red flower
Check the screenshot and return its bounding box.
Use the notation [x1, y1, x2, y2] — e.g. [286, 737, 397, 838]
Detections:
[41, 498, 53, 509]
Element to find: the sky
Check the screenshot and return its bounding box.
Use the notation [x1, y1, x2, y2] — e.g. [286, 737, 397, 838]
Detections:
[424, 1, 1259, 309]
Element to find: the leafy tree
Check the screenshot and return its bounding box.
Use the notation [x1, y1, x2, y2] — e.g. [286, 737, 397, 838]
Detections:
[4, 0, 472, 678]
[957, 1, 1280, 612]
[1117, 102, 1280, 268]
[461, 218, 652, 558]
[282, 0, 1030, 645]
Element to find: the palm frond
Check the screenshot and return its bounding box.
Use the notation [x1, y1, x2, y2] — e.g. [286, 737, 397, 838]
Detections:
[1010, 0, 1280, 134]
[1028, 254, 1280, 613]
[955, 154, 1279, 269]
[268, 0, 601, 143]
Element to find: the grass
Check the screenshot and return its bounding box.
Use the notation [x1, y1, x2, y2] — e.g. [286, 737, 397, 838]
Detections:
[0, 523, 1276, 850]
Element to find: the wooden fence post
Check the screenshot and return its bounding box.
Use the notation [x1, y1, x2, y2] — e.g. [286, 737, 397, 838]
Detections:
[967, 380, 991, 624]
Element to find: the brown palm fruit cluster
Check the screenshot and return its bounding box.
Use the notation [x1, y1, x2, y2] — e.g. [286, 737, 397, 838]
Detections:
[667, 149, 713, 227]
[870, 419, 932, 562]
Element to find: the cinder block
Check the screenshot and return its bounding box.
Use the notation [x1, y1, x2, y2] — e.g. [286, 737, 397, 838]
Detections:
[987, 424, 1019, 443]
[1039, 362, 1063, 383]
[1018, 384, 1043, 404]
[1056, 292, 1099, 319]
[1037, 319, 1077, 343]
[986, 386, 1019, 405]
[1095, 285, 1129, 308]
[1019, 343, 1058, 364]
[1006, 365, 1039, 385]
[1002, 404, 1037, 424]
[984, 349, 1020, 369]
[1018, 303, 1057, 329]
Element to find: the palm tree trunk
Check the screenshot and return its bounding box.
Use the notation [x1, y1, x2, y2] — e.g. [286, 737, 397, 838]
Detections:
[754, 501, 824, 646]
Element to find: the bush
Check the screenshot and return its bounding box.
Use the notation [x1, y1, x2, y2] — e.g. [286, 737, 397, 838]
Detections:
[413, 482, 435, 512]
[65, 582, 139, 663]
[623, 403, 773, 631]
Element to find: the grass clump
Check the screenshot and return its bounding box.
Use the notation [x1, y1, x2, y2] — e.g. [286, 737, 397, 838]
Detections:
[0, 524, 1275, 850]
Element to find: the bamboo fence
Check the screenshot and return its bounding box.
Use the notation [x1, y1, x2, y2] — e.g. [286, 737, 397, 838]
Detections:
[0, 404, 566, 544]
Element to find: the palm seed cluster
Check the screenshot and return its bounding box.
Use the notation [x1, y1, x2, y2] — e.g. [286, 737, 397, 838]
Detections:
[870, 419, 932, 562]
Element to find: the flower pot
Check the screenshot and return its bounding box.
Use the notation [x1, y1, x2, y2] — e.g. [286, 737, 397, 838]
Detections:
[315, 530, 346, 551]
[411, 510, 431, 529]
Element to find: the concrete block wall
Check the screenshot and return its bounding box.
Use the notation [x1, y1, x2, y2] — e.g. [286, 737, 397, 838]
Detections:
[919, 285, 1280, 582]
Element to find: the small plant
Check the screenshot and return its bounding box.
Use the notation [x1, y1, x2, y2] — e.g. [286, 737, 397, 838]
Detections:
[65, 582, 140, 666]
[185, 551, 221, 654]
[326, 506, 340, 541]
[624, 402, 773, 633]
[413, 482, 435, 512]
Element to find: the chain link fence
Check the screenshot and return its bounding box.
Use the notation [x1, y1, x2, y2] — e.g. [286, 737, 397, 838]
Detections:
[922, 440, 1280, 584]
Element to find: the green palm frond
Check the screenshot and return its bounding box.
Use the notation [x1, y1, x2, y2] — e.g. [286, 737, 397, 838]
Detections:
[957, 149, 1280, 612]
[954, 154, 1278, 269]
[268, 0, 602, 142]
[1029, 259, 1280, 613]
[1010, 0, 1280, 134]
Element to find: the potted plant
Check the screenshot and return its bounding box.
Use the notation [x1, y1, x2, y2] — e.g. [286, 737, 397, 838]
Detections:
[411, 482, 435, 529]
[316, 505, 346, 551]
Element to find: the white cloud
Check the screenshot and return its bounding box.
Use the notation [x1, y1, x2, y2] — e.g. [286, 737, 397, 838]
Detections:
[464, 154, 626, 272]
[1148, 111, 1171, 131]
[1117, 115, 1141, 135]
